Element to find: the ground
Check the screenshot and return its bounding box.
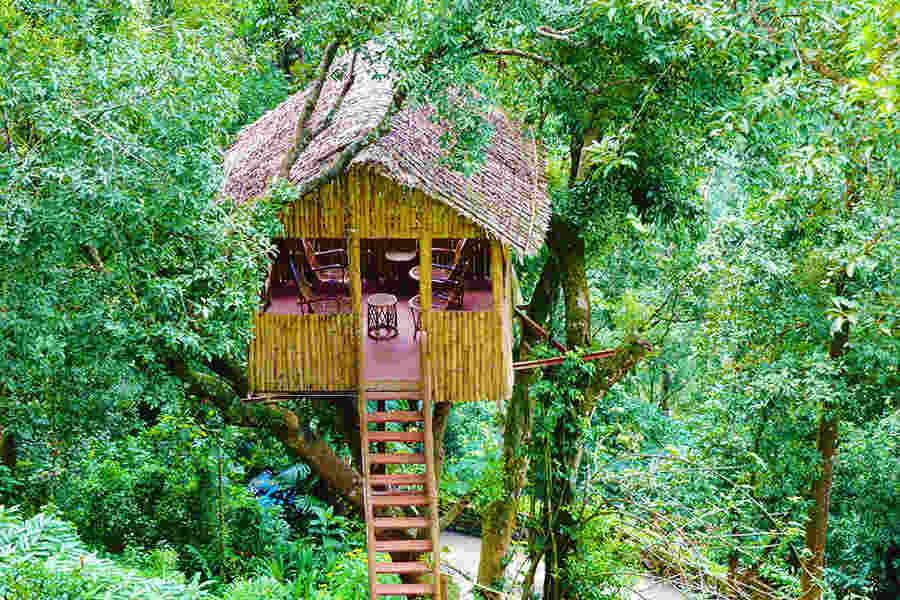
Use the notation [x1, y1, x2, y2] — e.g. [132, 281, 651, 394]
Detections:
[439, 531, 686, 600]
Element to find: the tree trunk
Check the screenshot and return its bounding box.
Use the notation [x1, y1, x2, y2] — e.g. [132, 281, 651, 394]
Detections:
[541, 187, 650, 598]
[0, 429, 14, 472]
[800, 416, 837, 600]
[801, 317, 847, 600]
[542, 198, 593, 600]
[477, 253, 559, 597]
[477, 368, 537, 596]
[660, 369, 671, 415]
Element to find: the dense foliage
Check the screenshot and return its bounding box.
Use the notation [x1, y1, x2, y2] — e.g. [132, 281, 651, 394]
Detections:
[1, 0, 897, 599]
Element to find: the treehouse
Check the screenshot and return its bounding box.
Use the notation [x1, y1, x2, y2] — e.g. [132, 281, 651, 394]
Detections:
[223, 51, 550, 598]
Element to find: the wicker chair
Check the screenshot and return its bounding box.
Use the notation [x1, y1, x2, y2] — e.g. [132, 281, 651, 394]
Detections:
[301, 239, 349, 293]
[431, 239, 467, 280]
[432, 258, 469, 310]
[289, 257, 346, 314]
[408, 238, 468, 287]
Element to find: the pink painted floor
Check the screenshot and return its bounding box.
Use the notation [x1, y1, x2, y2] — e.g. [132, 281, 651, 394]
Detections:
[264, 286, 492, 381]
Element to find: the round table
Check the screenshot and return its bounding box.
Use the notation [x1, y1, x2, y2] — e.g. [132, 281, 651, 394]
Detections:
[367, 293, 399, 340]
[385, 250, 417, 263]
[409, 264, 453, 282]
[385, 250, 418, 294]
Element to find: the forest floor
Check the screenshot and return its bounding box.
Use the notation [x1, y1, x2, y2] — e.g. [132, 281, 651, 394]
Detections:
[439, 531, 686, 600]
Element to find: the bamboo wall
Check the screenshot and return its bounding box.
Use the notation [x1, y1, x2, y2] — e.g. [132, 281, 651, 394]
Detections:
[251, 165, 515, 400]
[425, 310, 505, 404]
[249, 312, 357, 392]
[280, 166, 485, 239]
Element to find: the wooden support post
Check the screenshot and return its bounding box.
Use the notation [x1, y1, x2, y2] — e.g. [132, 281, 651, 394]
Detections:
[490, 240, 503, 314]
[419, 233, 432, 340]
[349, 189, 363, 387]
[490, 240, 506, 404]
[421, 332, 442, 600]
[360, 385, 377, 598]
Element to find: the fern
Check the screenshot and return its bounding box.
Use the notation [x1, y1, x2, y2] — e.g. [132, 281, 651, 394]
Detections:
[0, 506, 216, 600]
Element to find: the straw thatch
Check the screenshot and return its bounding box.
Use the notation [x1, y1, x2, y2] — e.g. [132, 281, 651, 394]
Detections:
[222, 48, 551, 255]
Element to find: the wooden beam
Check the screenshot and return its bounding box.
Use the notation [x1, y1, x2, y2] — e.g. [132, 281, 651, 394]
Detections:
[490, 240, 505, 405]
[491, 240, 503, 313]
[513, 306, 567, 353]
[419, 233, 432, 336]
[512, 349, 618, 371]
[421, 333, 442, 600]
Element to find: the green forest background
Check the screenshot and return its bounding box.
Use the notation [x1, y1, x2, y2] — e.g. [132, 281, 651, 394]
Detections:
[0, 1, 897, 599]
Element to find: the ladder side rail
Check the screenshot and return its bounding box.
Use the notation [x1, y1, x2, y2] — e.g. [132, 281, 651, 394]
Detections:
[360, 385, 377, 598]
[421, 332, 441, 600]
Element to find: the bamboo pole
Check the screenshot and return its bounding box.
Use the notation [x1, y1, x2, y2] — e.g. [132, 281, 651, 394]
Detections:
[350, 231, 362, 387]
[421, 332, 441, 600]
[419, 232, 432, 381]
[490, 240, 504, 403]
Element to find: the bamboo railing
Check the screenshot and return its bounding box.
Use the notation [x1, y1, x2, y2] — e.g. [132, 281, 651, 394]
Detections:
[248, 312, 357, 392]
[427, 310, 504, 404]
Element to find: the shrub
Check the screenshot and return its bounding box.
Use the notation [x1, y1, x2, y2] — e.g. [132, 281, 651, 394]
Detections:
[49, 423, 291, 580]
[563, 514, 641, 600]
[0, 506, 214, 599]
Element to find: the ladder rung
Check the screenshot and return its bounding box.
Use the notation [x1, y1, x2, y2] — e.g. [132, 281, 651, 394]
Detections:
[367, 411, 424, 423]
[365, 390, 423, 401]
[373, 517, 429, 529]
[364, 379, 422, 392]
[369, 453, 425, 464]
[374, 539, 433, 553]
[369, 431, 425, 443]
[374, 583, 433, 596]
[371, 494, 428, 506]
[370, 473, 426, 486]
[374, 561, 430, 574]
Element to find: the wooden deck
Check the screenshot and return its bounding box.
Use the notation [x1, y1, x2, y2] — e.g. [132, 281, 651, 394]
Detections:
[252, 289, 502, 402]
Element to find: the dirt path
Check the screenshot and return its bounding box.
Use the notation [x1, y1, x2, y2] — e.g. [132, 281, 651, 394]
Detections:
[439, 531, 685, 600]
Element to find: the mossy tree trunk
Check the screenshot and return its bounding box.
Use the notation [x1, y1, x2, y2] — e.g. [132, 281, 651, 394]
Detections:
[0, 428, 14, 472]
[476, 252, 559, 597]
[801, 299, 847, 600]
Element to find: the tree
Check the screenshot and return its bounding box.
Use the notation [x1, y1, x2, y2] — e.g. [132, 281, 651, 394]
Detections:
[0, 0, 288, 512]
[669, 1, 898, 596]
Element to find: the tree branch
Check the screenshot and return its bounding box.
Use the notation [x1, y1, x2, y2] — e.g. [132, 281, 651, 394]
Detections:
[536, 25, 586, 45]
[279, 40, 342, 179]
[796, 47, 849, 86]
[289, 79, 409, 199]
[439, 488, 477, 530]
[81, 245, 105, 271]
[204, 356, 250, 399]
[306, 49, 358, 143]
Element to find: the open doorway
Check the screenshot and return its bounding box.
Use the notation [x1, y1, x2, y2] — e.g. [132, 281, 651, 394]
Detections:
[360, 238, 493, 381]
[262, 237, 494, 382]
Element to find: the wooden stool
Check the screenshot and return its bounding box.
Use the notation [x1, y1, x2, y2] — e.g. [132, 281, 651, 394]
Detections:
[367, 293, 398, 341]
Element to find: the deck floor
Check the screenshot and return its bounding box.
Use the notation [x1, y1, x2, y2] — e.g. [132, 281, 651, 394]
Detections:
[264, 287, 492, 381]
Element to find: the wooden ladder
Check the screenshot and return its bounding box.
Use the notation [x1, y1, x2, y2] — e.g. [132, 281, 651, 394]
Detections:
[360, 366, 441, 598]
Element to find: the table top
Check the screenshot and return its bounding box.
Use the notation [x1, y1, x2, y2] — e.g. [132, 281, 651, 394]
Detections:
[367, 293, 398, 307]
[408, 294, 439, 311]
[385, 250, 417, 262]
[408, 265, 453, 281]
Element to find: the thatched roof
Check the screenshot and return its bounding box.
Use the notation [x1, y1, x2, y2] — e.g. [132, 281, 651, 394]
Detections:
[222, 50, 550, 255]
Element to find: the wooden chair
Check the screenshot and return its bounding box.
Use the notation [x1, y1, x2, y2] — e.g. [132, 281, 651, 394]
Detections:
[431, 239, 467, 280]
[289, 257, 346, 314]
[432, 258, 469, 310]
[408, 238, 467, 284]
[301, 239, 349, 293]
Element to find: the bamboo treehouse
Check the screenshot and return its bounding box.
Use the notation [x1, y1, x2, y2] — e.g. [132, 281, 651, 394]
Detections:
[223, 50, 551, 599]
